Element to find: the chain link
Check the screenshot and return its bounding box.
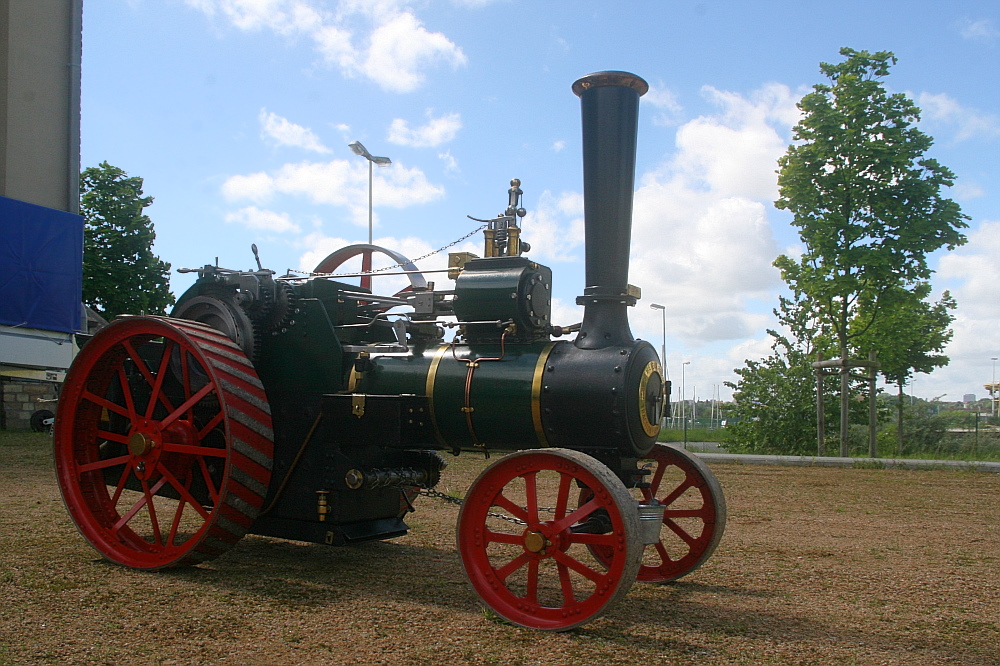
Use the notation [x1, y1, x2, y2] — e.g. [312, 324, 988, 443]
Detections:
[418, 488, 561, 526]
[290, 224, 489, 279]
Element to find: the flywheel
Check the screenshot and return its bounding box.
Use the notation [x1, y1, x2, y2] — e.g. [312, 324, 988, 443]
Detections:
[54, 316, 274, 570]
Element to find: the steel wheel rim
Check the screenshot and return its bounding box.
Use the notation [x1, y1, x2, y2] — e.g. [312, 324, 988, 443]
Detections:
[54, 316, 273, 570]
[457, 448, 641, 631]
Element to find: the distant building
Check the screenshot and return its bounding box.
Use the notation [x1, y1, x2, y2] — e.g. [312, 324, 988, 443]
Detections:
[963, 393, 977, 404]
[0, 0, 84, 430]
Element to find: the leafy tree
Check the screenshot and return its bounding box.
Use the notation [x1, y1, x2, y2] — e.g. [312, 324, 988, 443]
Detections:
[773, 47, 968, 454]
[80, 162, 174, 318]
[725, 295, 840, 455]
[854, 284, 955, 455]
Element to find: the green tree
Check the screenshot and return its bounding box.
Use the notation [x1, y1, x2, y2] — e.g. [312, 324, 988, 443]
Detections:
[773, 47, 968, 454]
[726, 294, 840, 455]
[80, 162, 174, 318]
[855, 284, 955, 455]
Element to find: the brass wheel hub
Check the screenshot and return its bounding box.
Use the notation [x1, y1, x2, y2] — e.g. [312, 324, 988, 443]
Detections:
[523, 530, 552, 555]
[128, 431, 156, 456]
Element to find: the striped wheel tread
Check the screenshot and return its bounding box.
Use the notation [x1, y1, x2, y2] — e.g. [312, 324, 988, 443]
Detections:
[54, 315, 274, 570]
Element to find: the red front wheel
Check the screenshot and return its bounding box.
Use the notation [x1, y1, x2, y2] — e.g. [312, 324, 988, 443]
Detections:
[457, 449, 642, 631]
[54, 316, 274, 570]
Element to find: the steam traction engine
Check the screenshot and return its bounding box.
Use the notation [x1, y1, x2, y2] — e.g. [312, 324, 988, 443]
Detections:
[54, 72, 726, 631]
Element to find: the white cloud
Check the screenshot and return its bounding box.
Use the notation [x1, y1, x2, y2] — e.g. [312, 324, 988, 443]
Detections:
[627, 84, 794, 347]
[358, 12, 467, 93]
[668, 83, 798, 201]
[259, 109, 331, 152]
[551, 140, 566, 152]
[923, 220, 1000, 399]
[645, 83, 683, 126]
[221, 170, 275, 203]
[221, 158, 445, 227]
[519, 190, 585, 264]
[188, 1, 466, 93]
[958, 17, 1000, 43]
[917, 91, 1000, 142]
[225, 205, 301, 233]
[387, 111, 462, 147]
[438, 150, 459, 174]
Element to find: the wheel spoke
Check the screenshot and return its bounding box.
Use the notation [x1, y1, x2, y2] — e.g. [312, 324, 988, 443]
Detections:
[81, 390, 131, 420]
[167, 499, 188, 547]
[525, 559, 539, 604]
[156, 464, 212, 521]
[114, 485, 152, 534]
[664, 507, 710, 519]
[139, 478, 164, 546]
[159, 442, 227, 458]
[159, 382, 215, 430]
[492, 493, 530, 524]
[550, 497, 599, 533]
[144, 339, 175, 420]
[648, 460, 667, 495]
[197, 410, 225, 439]
[110, 464, 132, 507]
[484, 529, 522, 545]
[523, 471, 539, 524]
[77, 454, 130, 474]
[117, 366, 138, 422]
[554, 472, 572, 519]
[665, 518, 698, 547]
[551, 548, 604, 584]
[197, 457, 220, 503]
[659, 475, 695, 507]
[122, 339, 176, 416]
[495, 553, 530, 582]
[95, 430, 129, 445]
[558, 562, 575, 606]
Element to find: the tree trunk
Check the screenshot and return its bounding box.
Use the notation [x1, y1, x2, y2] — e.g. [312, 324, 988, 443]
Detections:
[840, 346, 849, 457]
[897, 379, 905, 457]
[816, 352, 826, 456]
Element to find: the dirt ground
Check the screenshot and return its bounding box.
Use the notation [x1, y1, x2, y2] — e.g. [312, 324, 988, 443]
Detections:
[1, 434, 998, 665]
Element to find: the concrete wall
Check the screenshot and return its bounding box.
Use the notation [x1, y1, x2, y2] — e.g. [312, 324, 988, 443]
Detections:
[0, 0, 82, 213]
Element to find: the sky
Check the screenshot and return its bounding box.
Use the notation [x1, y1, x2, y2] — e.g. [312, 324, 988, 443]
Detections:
[81, 0, 1000, 405]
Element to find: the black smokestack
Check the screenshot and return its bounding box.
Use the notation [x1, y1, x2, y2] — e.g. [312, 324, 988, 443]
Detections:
[572, 71, 648, 350]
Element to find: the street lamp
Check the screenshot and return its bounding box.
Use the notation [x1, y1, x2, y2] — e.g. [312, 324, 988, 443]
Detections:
[682, 361, 690, 449]
[348, 141, 391, 245]
[650, 303, 668, 427]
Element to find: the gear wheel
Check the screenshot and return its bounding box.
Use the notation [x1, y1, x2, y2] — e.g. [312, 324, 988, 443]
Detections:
[266, 280, 298, 332]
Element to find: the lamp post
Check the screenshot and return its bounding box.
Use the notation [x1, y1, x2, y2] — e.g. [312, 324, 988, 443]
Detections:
[348, 141, 391, 245]
[650, 303, 667, 427]
[682, 361, 690, 449]
[992, 357, 998, 419]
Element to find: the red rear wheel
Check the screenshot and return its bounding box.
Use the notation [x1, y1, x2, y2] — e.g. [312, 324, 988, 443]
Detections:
[457, 449, 641, 631]
[583, 444, 726, 582]
[54, 316, 273, 570]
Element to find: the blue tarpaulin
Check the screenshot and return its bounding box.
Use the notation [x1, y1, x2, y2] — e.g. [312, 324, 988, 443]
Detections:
[0, 195, 83, 333]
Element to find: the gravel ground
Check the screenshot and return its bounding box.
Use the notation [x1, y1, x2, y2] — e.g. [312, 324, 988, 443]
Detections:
[1, 434, 998, 665]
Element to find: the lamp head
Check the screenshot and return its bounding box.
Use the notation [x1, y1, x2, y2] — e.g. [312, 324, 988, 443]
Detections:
[349, 141, 371, 159]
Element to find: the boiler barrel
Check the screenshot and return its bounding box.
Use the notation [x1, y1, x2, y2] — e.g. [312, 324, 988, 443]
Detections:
[360, 338, 661, 457]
